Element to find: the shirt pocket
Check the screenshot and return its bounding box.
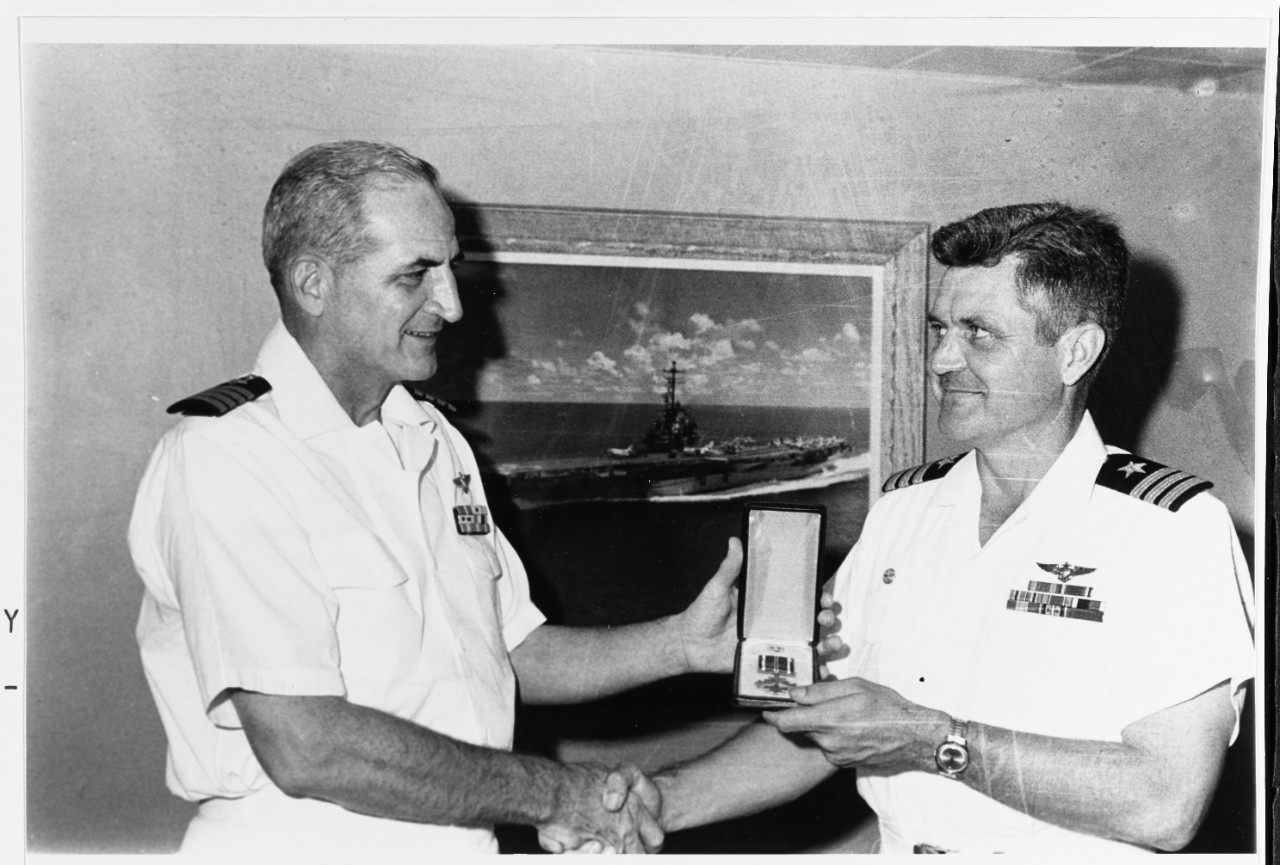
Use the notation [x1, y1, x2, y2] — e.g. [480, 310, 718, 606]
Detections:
[996, 609, 1113, 673]
[311, 531, 409, 590]
[457, 533, 502, 583]
[455, 533, 505, 631]
[311, 531, 419, 687]
[989, 611, 1117, 738]
[846, 565, 925, 646]
[999, 570, 1114, 675]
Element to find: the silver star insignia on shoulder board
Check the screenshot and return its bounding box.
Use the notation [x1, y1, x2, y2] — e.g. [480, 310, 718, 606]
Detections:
[1037, 561, 1097, 583]
[1120, 461, 1147, 477]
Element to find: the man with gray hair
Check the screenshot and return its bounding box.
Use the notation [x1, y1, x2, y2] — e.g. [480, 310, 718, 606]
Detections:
[635, 202, 1254, 854]
[129, 140, 743, 858]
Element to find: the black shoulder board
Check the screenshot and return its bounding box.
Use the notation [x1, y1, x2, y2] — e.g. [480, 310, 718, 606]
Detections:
[166, 374, 272, 417]
[403, 383, 456, 414]
[1095, 453, 1212, 512]
[881, 453, 967, 493]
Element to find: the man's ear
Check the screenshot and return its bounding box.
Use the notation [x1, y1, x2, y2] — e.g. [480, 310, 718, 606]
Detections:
[287, 254, 332, 318]
[1057, 322, 1106, 387]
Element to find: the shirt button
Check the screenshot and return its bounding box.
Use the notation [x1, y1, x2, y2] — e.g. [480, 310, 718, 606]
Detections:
[883, 568, 896, 584]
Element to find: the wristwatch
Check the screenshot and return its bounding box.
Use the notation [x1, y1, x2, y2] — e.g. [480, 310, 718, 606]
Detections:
[934, 717, 970, 779]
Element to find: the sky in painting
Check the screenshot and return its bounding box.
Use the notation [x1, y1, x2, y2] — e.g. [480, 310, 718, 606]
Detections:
[455, 260, 874, 408]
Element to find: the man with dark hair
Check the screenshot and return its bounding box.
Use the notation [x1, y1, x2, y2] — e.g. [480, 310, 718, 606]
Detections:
[635, 202, 1254, 854]
[930, 201, 1128, 381]
[129, 140, 745, 858]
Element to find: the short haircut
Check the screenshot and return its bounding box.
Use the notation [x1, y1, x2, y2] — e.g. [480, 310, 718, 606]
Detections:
[261, 140, 440, 293]
[930, 202, 1129, 360]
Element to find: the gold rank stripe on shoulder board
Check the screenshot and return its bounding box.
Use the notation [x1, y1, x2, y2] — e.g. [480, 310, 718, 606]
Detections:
[881, 452, 968, 493]
[166, 375, 272, 417]
[1094, 453, 1212, 512]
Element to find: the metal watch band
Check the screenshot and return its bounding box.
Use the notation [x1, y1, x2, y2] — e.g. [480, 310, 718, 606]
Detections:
[934, 716, 971, 779]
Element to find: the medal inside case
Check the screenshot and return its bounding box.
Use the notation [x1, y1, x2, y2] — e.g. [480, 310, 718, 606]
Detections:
[734, 503, 826, 708]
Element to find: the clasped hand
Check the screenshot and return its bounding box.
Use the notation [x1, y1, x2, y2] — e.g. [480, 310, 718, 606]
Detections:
[537, 762, 663, 854]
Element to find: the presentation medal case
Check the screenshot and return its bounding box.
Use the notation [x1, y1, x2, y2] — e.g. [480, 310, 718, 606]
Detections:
[734, 502, 826, 708]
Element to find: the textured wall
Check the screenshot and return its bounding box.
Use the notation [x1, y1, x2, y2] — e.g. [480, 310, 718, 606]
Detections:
[24, 44, 1264, 851]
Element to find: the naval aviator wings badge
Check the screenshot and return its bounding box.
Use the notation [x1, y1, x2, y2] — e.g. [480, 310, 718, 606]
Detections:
[1007, 561, 1105, 622]
[1037, 561, 1097, 583]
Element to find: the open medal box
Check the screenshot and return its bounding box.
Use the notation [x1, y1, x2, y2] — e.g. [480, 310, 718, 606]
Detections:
[733, 503, 826, 708]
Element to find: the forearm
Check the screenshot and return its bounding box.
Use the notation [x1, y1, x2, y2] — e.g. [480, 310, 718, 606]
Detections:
[963, 720, 1222, 850]
[511, 620, 691, 704]
[655, 719, 836, 832]
[513, 537, 742, 704]
[774, 678, 1235, 851]
[232, 692, 569, 828]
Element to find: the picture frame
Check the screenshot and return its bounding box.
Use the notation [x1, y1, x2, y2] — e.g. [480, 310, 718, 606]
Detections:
[434, 203, 931, 628]
[448, 203, 929, 489]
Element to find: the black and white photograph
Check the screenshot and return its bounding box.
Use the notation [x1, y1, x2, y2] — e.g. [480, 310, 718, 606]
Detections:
[13, 5, 1273, 860]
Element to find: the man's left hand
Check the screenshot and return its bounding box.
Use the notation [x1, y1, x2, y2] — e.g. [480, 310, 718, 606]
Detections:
[669, 537, 742, 673]
[762, 677, 948, 773]
[815, 586, 846, 677]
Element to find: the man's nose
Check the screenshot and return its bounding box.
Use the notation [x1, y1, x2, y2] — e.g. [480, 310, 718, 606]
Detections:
[928, 332, 965, 377]
[426, 268, 463, 323]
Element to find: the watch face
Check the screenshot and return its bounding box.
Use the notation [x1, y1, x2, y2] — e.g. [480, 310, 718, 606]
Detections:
[936, 741, 969, 775]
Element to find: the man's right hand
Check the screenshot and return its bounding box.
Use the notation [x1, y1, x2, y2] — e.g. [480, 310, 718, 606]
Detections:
[536, 762, 664, 854]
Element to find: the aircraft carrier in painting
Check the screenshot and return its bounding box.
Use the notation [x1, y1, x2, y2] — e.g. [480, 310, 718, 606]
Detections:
[494, 362, 851, 508]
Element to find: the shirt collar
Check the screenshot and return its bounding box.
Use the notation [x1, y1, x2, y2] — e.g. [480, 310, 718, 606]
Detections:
[252, 320, 436, 440]
[1018, 411, 1109, 515]
[927, 411, 1108, 513]
[382, 382, 436, 430]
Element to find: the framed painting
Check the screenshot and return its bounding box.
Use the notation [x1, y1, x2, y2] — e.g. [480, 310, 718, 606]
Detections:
[431, 203, 930, 628]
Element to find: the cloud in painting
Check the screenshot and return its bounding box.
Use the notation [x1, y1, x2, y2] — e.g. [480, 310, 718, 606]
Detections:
[651, 331, 693, 354]
[586, 351, 623, 378]
[478, 268, 874, 408]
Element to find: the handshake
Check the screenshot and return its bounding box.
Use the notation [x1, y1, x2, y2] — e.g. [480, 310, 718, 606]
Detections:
[536, 761, 668, 855]
[535, 590, 846, 854]
[531, 551, 847, 854]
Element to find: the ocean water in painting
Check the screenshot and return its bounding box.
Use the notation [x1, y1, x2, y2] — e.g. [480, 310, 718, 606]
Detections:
[454, 400, 873, 627]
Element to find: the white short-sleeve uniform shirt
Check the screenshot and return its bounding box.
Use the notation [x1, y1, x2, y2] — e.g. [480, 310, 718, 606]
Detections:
[826, 413, 1255, 855]
[130, 322, 545, 859]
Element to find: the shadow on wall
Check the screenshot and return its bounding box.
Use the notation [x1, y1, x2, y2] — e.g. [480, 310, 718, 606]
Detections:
[424, 190, 508, 412]
[1089, 255, 1182, 451]
[1091, 255, 1254, 476]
